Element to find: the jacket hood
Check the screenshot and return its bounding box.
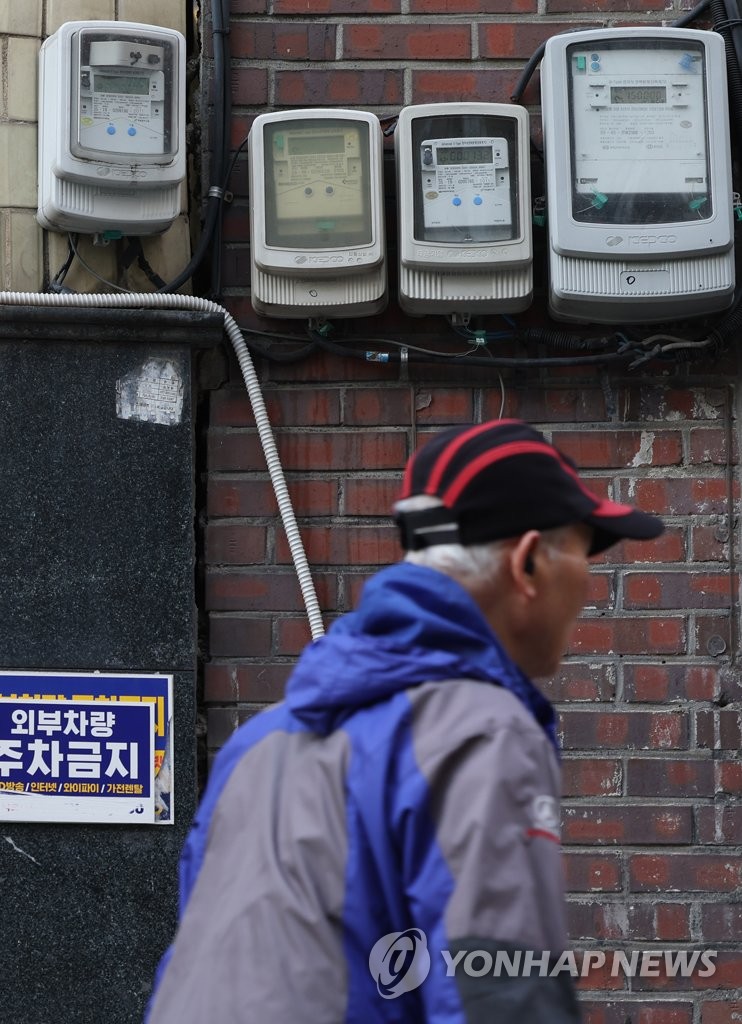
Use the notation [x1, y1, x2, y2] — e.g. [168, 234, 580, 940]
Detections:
[285, 562, 556, 744]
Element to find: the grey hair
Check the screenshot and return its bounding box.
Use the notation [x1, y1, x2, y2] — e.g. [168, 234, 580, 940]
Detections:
[394, 495, 509, 582]
[394, 494, 581, 584]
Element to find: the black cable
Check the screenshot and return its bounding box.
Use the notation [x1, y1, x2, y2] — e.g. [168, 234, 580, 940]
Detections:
[307, 330, 637, 369]
[47, 234, 77, 293]
[511, 2, 715, 105]
[157, 0, 230, 294]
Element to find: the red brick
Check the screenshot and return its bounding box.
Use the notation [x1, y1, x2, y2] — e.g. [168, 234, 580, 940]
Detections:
[275, 523, 401, 565]
[696, 804, 742, 844]
[654, 903, 692, 941]
[275, 615, 314, 656]
[210, 388, 341, 427]
[618, 385, 726, 422]
[208, 429, 408, 472]
[230, 23, 336, 60]
[630, 951, 741, 991]
[343, 388, 411, 425]
[694, 614, 733, 658]
[699, 903, 742, 942]
[562, 758, 622, 797]
[717, 760, 742, 795]
[564, 852, 622, 892]
[540, 662, 616, 702]
[627, 477, 733, 516]
[343, 23, 470, 59]
[562, 805, 691, 845]
[204, 663, 293, 705]
[205, 569, 337, 612]
[208, 477, 339, 518]
[560, 710, 688, 751]
[411, 0, 535, 10]
[689, 428, 736, 465]
[569, 617, 685, 656]
[207, 706, 239, 748]
[616, 528, 686, 564]
[206, 523, 268, 564]
[582, 1003, 693, 1024]
[691, 522, 736, 562]
[623, 664, 718, 703]
[567, 900, 653, 942]
[412, 68, 537, 105]
[697, 709, 742, 750]
[209, 614, 272, 657]
[273, 0, 400, 11]
[585, 571, 613, 608]
[624, 572, 735, 610]
[230, 67, 269, 105]
[414, 388, 475, 423]
[547, 0, 665, 9]
[626, 758, 713, 798]
[629, 854, 742, 892]
[487, 386, 606, 423]
[702, 1001, 742, 1023]
[478, 21, 573, 59]
[552, 430, 682, 469]
[231, 0, 267, 10]
[344, 477, 401, 516]
[275, 69, 403, 106]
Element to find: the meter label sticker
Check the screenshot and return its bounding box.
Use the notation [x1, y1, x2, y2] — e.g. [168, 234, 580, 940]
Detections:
[116, 358, 184, 426]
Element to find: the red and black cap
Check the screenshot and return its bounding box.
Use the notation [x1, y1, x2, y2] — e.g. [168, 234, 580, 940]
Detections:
[396, 419, 664, 556]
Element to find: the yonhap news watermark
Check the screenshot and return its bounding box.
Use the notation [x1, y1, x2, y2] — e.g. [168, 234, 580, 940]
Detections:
[368, 929, 717, 1000]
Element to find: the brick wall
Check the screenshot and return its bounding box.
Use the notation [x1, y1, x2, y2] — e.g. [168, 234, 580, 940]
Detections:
[204, 0, 741, 1018]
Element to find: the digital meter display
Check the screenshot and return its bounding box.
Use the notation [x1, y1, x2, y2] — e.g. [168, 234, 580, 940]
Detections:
[610, 85, 666, 104]
[263, 119, 373, 248]
[436, 145, 493, 165]
[410, 114, 520, 244]
[567, 38, 711, 224]
[287, 135, 345, 156]
[94, 73, 150, 95]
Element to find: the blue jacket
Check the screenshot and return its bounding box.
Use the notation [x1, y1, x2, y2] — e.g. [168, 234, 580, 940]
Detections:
[147, 562, 581, 1023]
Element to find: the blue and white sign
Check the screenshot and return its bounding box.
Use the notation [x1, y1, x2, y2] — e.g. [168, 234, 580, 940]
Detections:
[0, 699, 155, 824]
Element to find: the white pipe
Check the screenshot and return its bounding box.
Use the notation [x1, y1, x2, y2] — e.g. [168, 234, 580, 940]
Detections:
[0, 290, 326, 640]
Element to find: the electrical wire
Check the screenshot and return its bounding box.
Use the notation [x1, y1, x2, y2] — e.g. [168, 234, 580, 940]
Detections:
[68, 235, 131, 293]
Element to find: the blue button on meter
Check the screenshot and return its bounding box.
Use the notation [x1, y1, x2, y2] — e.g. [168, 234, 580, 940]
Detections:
[452, 196, 462, 206]
[107, 125, 116, 135]
[473, 196, 483, 206]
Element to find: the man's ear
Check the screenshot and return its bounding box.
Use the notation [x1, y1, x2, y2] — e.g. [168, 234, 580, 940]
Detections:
[510, 531, 541, 595]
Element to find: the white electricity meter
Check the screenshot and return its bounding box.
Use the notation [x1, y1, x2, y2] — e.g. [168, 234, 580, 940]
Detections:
[541, 28, 734, 323]
[248, 109, 386, 319]
[37, 21, 186, 235]
[395, 103, 532, 316]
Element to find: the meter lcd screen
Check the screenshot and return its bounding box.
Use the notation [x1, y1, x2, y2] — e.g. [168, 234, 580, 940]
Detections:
[567, 38, 712, 224]
[410, 113, 520, 243]
[609, 86, 666, 104]
[94, 73, 150, 95]
[437, 145, 493, 165]
[263, 119, 373, 248]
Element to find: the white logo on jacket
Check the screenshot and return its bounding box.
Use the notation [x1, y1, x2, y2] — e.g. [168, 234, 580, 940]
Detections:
[528, 795, 561, 841]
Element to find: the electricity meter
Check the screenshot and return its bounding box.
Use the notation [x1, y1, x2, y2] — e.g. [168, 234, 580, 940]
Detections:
[541, 27, 734, 323]
[248, 109, 386, 319]
[37, 21, 186, 235]
[395, 103, 532, 316]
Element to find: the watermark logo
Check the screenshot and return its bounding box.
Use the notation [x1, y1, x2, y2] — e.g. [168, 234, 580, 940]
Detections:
[367, 934, 717, 995]
[368, 928, 431, 998]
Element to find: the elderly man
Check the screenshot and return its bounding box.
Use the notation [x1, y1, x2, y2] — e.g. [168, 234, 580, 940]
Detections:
[146, 419, 663, 1024]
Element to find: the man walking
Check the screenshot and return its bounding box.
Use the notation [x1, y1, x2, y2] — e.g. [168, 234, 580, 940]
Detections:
[147, 419, 663, 1023]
